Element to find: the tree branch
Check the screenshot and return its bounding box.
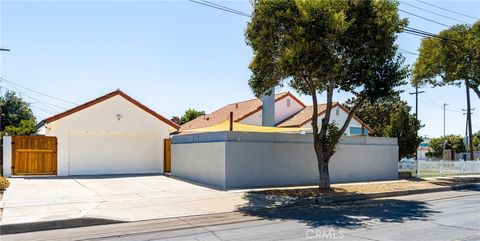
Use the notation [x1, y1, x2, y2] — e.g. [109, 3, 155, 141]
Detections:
[329, 96, 366, 156]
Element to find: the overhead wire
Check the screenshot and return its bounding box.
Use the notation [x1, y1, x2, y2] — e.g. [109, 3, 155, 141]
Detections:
[399, 9, 452, 28]
[0, 84, 68, 111]
[0, 77, 77, 105]
[415, 0, 479, 21]
[400, 1, 469, 24]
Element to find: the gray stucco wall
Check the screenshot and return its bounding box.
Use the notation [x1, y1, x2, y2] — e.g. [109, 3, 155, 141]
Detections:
[172, 132, 398, 189]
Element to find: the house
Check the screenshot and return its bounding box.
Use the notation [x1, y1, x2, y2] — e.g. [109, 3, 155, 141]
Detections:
[180, 92, 371, 135]
[36, 90, 179, 176]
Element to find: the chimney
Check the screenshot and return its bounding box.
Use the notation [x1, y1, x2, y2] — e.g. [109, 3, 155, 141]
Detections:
[261, 88, 275, 126]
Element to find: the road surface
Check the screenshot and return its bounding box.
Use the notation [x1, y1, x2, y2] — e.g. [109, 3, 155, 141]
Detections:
[3, 189, 479, 241]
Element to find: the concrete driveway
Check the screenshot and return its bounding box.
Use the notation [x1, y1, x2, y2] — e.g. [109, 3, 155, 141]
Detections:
[0, 175, 251, 227]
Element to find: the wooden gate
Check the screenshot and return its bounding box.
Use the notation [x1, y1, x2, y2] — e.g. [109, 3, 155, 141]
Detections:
[12, 136, 57, 175]
[164, 138, 171, 173]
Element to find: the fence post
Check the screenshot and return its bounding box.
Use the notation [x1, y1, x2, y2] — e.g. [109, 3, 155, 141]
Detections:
[416, 160, 419, 178]
[440, 159, 443, 176]
[2, 135, 12, 177]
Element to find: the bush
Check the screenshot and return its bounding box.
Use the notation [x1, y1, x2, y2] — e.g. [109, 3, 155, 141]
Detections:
[0, 176, 10, 191]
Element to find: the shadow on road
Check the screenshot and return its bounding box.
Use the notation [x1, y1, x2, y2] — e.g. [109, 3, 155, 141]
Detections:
[238, 193, 439, 229]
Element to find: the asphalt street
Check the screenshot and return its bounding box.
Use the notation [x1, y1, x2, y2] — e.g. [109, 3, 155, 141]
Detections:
[2, 189, 479, 241]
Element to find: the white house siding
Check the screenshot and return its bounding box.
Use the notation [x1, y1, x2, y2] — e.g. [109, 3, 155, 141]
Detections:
[239, 96, 304, 126]
[301, 107, 364, 136]
[44, 95, 171, 176]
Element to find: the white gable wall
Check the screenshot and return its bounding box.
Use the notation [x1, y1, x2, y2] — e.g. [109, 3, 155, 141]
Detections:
[301, 106, 364, 136]
[240, 95, 304, 126]
[44, 95, 172, 176]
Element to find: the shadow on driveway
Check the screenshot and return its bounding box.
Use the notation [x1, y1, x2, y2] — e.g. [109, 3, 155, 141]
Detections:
[238, 193, 439, 229]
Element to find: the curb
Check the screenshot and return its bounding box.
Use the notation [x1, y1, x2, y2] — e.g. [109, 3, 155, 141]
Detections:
[1, 183, 478, 235]
[0, 217, 124, 235]
[289, 183, 480, 206]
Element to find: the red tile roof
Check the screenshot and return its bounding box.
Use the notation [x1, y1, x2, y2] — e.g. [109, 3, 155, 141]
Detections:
[180, 92, 305, 131]
[277, 102, 373, 132]
[42, 90, 180, 129]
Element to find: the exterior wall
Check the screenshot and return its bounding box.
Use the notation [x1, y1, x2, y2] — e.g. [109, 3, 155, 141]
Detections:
[301, 107, 364, 136]
[240, 96, 304, 126]
[172, 142, 226, 188]
[172, 132, 398, 189]
[2, 136, 12, 177]
[43, 95, 171, 176]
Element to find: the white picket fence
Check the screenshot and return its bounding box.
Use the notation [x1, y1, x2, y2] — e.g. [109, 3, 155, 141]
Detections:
[398, 160, 480, 177]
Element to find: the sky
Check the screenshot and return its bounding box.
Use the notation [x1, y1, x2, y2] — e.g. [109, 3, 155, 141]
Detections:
[0, 0, 479, 138]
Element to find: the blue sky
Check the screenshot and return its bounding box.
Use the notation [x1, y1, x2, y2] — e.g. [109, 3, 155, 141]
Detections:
[0, 0, 479, 138]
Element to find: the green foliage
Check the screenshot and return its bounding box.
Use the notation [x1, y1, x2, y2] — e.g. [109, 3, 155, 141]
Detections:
[473, 131, 480, 151]
[413, 20, 480, 98]
[383, 105, 423, 160]
[345, 94, 422, 159]
[0, 91, 37, 136]
[180, 108, 203, 125]
[4, 120, 37, 135]
[428, 135, 466, 158]
[0, 176, 10, 190]
[246, 0, 408, 188]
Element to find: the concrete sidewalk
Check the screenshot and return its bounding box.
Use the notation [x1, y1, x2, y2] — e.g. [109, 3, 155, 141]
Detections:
[1, 175, 478, 234]
[0, 176, 255, 226]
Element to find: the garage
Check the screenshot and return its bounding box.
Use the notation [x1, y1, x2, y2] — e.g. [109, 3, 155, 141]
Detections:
[69, 133, 162, 175]
[29, 89, 179, 176]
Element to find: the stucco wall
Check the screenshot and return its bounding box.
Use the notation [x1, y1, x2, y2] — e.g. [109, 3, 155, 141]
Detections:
[172, 132, 398, 188]
[43, 95, 172, 176]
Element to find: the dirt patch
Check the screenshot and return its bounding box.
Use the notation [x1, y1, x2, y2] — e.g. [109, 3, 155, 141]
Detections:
[252, 177, 480, 198]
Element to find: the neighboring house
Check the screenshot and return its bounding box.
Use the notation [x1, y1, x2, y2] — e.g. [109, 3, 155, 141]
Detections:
[36, 90, 179, 176]
[180, 92, 371, 135]
[417, 138, 430, 160]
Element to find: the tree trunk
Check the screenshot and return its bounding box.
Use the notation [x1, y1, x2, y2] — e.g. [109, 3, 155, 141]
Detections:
[314, 143, 331, 189]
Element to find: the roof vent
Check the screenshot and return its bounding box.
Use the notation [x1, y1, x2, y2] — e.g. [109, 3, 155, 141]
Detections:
[235, 103, 239, 109]
[206, 117, 210, 121]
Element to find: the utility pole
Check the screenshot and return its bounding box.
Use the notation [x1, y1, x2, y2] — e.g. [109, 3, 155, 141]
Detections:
[464, 84, 474, 160]
[443, 103, 448, 137]
[409, 85, 425, 120]
[409, 85, 424, 160]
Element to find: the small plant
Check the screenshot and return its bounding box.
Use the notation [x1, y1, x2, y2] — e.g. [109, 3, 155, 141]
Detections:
[0, 176, 10, 191]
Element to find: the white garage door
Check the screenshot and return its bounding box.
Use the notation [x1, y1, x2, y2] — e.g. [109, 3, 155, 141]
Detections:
[69, 133, 161, 175]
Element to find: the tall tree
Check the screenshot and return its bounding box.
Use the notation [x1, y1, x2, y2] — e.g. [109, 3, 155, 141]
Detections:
[428, 135, 466, 158]
[345, 95, 422, 160]
[180, 108, 203, 125]
[0, 91, 37, 135]
[413, 21, 480, 99]
[246, 0, 408, 189]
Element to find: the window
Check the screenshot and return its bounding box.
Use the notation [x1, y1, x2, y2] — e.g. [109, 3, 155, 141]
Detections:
[286, 99, 291, 107]
[335, 108, 340, 116]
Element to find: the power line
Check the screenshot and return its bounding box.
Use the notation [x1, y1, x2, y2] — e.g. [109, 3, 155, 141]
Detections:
[0, 84, 68, 111]
[0, 77, 77, 105]
[189, 0, 251, 17]
[399, 48, 419, 55]
[401, 1, 469, 24]
[415, 0, 479, 21]
[399, 9, 451, 28]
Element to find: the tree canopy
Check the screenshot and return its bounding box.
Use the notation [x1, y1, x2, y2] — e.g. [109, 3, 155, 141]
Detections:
[428, 135, 466, 158]
[345, 94, 422, 160]
[413, 21, 480, 99]
[246, 0, 408, 188]
[0, 91, 37, 135]
[179, 108, 203, 125]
